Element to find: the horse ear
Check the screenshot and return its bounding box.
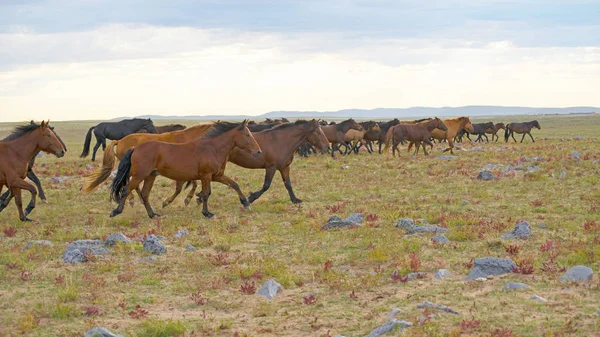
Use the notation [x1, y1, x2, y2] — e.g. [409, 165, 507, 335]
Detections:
[40, 120, 47, 128]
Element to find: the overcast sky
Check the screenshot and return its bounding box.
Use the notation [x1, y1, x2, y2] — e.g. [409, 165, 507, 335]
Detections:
[1, 0, 599, 122]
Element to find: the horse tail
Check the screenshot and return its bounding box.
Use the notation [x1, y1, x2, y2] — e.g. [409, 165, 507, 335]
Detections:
[504, 123, 510, 142]
[83, 141, 118, 193]
[110, 148, 134, 202]
[80, 126, 95, 158]
[383, 126, 395, 153]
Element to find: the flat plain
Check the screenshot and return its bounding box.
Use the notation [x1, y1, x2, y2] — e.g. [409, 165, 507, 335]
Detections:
[0, 114, 599, 337]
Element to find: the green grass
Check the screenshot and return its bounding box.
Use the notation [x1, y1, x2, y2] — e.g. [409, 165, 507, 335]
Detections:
[0, 114, 599, 336]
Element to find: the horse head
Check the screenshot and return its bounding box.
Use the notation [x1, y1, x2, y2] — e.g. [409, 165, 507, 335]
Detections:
[38, 121, 66, 158]
[306, 120, 330, 154]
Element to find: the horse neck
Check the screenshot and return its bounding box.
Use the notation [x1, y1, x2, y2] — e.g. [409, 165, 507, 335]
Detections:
[7, 130, 43, 163]
[205, 130, 239, 162]
[425, 121, 439, 132]
[284, 125, 314, 152]
[338, 122, 352, 133]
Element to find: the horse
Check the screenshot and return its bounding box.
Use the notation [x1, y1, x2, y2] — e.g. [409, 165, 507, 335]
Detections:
[505, 120, 541, 143]
[80, 118, 158, 161]
[376, 119, 400, 153]
[109, 121, 261, 219]
[156, 124, 186, 133]
[0, 121, 66, 221]
[427, 117, 474, 154]
[165, 120, 330, 207]
[321, 119, 363, 157]
[384, 118, 447, 156]
[357, 121, 382, 153]
[487, 123, 505, 142]
[0, 121, 67, 205]
[470, 122, 496, 143]
[342, 121, 380, 154]
[83, 123, 215, 194]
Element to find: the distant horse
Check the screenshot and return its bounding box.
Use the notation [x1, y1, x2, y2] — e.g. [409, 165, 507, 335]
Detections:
[80, 118, 158, 161]
[505, 120, 541, 143]
[487, 123, 505, 142]
[110, 121, 261, 219]
[0, 121, 66, 221]
[376, 119, 400, 153]
[384, 118, 447, 156]
[427, 117, 474, 154]
[470, 122, 496, 143]
[357, 121, 383, 153]
[248, 121, 285, 132]
[321, 119, 363, 157]
[83, 123, 214, 194]
[0, 121, 67, 205]
[342, 121, 381, 154]
[157, 124, 186, 133]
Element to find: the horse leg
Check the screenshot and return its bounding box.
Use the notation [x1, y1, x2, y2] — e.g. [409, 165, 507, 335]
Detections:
[279, 165, 302, 204]
[26, 170, 46, 203]
[511, 131, 517, 143]
[162, 180, 184, 208]
[184, 181, 198, 206]
[197, 178, 214, 218]
[528, 132, 535, 142]
[110, 176, 143, 217]
[330, 143, 336, 158]
[423, 139, 433, 155]
[11, 188, 29, 222]
[520, 133, 526, 143]
[140, 176, 159, 218]
[212, 174, 251, 209]
[91, 135, 104, 162]
[0, 186, 12, 213]
[9, 179, 37, 219]
[248, 166, 276, 204]
[443, 139, 455, 154]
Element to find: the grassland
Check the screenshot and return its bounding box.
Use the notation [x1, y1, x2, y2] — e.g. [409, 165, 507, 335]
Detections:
[0, 114, 599, 337]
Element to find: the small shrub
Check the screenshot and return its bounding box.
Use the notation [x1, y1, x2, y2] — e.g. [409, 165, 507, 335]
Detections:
[391, 270, 408, 283]
[240, 280, 256, 295]
[488, 327, 513, 337]
[504, 244, 520, 256]
[129, 305, 149, 319]
[303, 294, 317, 305]
[2, 226, 16, 237]
[409, 252, 421, 272]
[83, 306, 100, 316]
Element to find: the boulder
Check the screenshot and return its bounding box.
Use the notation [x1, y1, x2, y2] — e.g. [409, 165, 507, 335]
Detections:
[434, 269, 451, 279]
[321, 213, 363, 230]
[466, 257, 517, 280]
[85, 327, 124, 337]
[365, 319, 413, 337]
[143, 235, 166, 255]
[174, 228, 189, 239]
[104, 233, 131, 247]
[477, 171, 497, 181]
[62, 240, 110, 264]
[500, 222, 532, 240]
[257, 279, 282, 300]
[560, 266, 593, 282]
[431, 234, 450, 243]
[417, 301, 459, 314]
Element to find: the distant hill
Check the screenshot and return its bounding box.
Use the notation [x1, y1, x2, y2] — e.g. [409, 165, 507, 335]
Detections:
[120, 106, 598, 120]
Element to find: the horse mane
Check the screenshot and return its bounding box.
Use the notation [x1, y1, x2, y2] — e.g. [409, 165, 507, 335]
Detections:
[260, 120, 312, 132]
[203, 121, 244, 139]
[413, 118, 431, 123]
[3, 122, 43, 141]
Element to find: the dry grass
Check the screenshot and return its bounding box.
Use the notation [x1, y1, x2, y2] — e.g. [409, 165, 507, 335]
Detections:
[0, 114, 599, 336]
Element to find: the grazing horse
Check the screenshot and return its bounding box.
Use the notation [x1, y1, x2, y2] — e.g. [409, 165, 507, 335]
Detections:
[342, 121, 381, 154]
[80, 118, 158, 161]
[0, 121, 67, 205]
[0, 121, 66, 221]
[384, 118, 447, 156]
[110, 121, 261, 219]
[321, 119, 363, 157]
[470, 122, 496, 143]
[505, 120, 541, 143]
[427, 117, 474, 154]
[83, 123, 214, 194]
[376, 119, 400, 153]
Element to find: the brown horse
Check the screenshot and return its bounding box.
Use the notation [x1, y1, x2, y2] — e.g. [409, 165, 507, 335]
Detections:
[110, 121, 261, 219]
[342, 121, 380, 154]
[505, 120, 540, 143]
[83, 123, 214, 193]
[427, 117, 474, 154]
[376, 119, 400, 153]
[0, 121, 66, 221]
[156, 124, 186, 133]
[384, 118, 447, 156]
[487, 122, 505, 142]
[321, 119, 363, 157]
[470, 122, 496, 143]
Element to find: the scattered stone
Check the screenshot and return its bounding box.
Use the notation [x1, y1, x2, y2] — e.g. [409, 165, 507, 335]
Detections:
[466, 257, 517, 280]
[23, 240, 53, 250]
[184, 244, 197, 251]
[143, 235, 167, 255]
[560, 266, 593, 282]
[435, 269, 451, 279]
[475, 277, 487, 282]
[386, 308, 402, 320]
[85, 327, 124, 337]
[537, 223, 549, 229]
[503, 282, 529, 291]
[531, 295, 548, 303]
[477, 171, 497, 181]
[257, 279, 282, 300]
[396, 218, 448, 234]
[407, 272, 426, 280]
[62, 240, 110, 264]
[138, 256, 157, 262]
[417, 301, 460, 315]
[365, 319, 413, 337]
[396, 218, 414, 229]
[470, 147, 485, 152]
[322, 213, 363, 230]
[559, 171, 566, 179]
[500, 222, 532, 240]
[432, 234, 450, 244]
[570, 151, 581, 161]
[174, 228, 189, 239]
[482, 164, 505, 171]
[436, 155, 457, 160]
[104, 233, 132, 247]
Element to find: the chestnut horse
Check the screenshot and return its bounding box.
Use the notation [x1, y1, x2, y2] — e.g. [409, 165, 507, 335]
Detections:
[426, 117, 474, 154]
[487, 123, 505, 142]
[384, 118, 447, 156]
[505, 120, 540, 143]
[321, 119, 363, 157]
[110, 121, 261, 219]
[0, 121, 66, 221]
[342, 121, 380, 154]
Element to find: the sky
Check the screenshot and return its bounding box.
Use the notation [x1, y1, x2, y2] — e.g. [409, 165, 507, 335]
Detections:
[1, 0, 599, 122]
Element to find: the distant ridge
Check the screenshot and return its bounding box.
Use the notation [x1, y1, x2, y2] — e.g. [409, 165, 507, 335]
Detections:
[117, 106, 598, 120]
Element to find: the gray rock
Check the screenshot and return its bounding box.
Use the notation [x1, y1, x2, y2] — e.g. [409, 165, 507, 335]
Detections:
[184, 244, 197, 251]
[396, 218, 414, 229]
[570, 151, 581, 161]
[174, 228, 189, 239]
[477, 171, 497, 181]
[85, 327, 124, 337]
[436, 155, 457, 160]
[531, 295, 548, 303]
[138, 256, 157, 262]
[435, 269, 451, 279]
[559, 171, 567, 179]
[62, 240, 110, 263]
[500, 222, 532, 239]
[345, 213, 364, 225]
[432, 234, 450, 243]
[104, 233, 131, 247]
[365, 319, 413, 337]
[417, 301, 459, 315]
[23, 240, 53, 250]
[143, 235, 166, 255]
[386, 308, 402, 320]
[537, 223, 549, 229]
[466, 257, 517, 280]
[560, 266, 593, 282]
[397, 221, 449, 235]
[322, 213, 363, 230]
[407, 272, 426, 280]
[503, 282, 529, 291]
[257, 279, 282, 300]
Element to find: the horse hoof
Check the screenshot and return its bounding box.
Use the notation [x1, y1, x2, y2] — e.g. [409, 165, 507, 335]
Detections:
[243, 205, 251, 211]
[184, 198, 191, 206]
[24, 209, 33, 216]
[292, 199, 303, 204]
[41, 199, 48, 204]
[202, 211, 215, 219]
[109, 210, 119, 217]
[161, 202, 168, 208]
[20, 217, 33, 222]
[150, 213, 161, 219]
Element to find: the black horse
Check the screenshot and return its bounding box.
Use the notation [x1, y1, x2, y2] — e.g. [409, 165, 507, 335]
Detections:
[376, 119, 400, 153]
[80, 118, 158, 161]
[470, 122, 496, 143]
[505, 120, 541, 143]
[0, 122, 67, 208]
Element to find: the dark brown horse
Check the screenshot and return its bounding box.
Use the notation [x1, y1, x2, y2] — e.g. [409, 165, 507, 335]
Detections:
[321, 119, 362, 157]
[376, 119, 400, 153]
[384, 118, 447, 156]
[505, 120, 541, 143]
[157, 124, 186, 133]
[470, 122, 496, 143]
[486, 122, 505, 142]
[110, 121, 261, 219]
[0, 121, 66, 221]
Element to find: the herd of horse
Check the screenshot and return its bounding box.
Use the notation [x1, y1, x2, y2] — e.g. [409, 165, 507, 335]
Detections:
[0, 117, 541, 221]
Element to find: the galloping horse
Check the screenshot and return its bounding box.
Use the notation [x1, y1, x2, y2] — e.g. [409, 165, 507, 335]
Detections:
[376, 119, 400, 153]
[470, 122, 496, 143]
[342, 121, 380, 154]
[83, 123, 214, 194]
[157, 124, 186, 133]
[505, 120, 540, 143]
[487, 123, 505, 142]
[384, 118, 447, 156]
[428, 117, 474, 154]
[80, 118, 158, 161]
[321, 119, 363, 157]
[0, 121, 67, 205]
[110, 121, 261, 219]
[0, 121, 66, 221]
